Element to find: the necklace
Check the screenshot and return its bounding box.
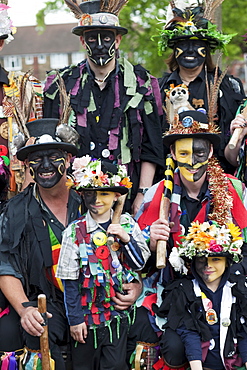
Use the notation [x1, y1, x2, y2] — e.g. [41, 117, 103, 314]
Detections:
[94, 68, 115, 84]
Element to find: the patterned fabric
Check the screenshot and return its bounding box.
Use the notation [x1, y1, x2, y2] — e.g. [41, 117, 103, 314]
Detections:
[57, 210, 150, 327]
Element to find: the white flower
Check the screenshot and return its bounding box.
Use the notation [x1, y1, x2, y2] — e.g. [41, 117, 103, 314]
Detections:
[169, 247, 188, 275]
[72, 155, 91, 171]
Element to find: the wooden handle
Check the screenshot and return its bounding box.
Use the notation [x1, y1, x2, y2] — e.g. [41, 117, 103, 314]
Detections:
[156, 196, 170, 269]
[156, 239, 167, 269]
[107, 193, 127, 248]
[38, 294, 51, 370]
[228, 127, 243, 150]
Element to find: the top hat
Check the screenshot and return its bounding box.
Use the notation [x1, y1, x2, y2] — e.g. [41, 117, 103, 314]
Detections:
[17, 118, 79, 161]
[69, 155, 132, 194]
[64, 0, 128, 36]
[163, 110, 221, 148]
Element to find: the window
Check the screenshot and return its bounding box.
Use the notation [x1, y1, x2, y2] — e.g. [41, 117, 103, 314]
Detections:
[38, 54, 47, 64]
[25, 56, 34, 65]
[71, 52, 85, 65]
[4, 56, 22, 71]
[50, 54, 68, 69]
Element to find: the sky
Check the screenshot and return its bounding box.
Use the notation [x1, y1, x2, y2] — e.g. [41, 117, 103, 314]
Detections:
[8, 0, 76, 27]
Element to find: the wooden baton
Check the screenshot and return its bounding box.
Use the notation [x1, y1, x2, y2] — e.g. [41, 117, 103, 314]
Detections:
[107, 193, 128, 249]
[228, 103, 247, 150]
[38, 294, 51, 370]
[156, 155, 175, 269]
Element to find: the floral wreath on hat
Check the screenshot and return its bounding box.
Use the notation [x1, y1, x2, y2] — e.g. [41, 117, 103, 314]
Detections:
[169, 220, 243, 274]
[153, 1, 235, 55]
[67, 155, 132, 190]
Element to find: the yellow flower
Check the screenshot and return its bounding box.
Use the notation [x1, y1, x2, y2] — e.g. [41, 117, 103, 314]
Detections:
[227, 222, 243, 242]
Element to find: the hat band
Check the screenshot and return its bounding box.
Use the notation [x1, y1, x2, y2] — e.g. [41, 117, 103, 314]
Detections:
[79, 13, 120, 28]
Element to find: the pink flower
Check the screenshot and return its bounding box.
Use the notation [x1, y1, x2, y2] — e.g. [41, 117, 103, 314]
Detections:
[208, 240, 223, 253]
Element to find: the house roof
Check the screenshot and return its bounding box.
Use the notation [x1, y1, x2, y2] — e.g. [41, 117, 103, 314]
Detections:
[2, 23, 83, 56]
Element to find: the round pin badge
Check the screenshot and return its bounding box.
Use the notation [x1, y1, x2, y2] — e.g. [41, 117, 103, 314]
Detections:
[110, 242, 120, 251]
[222, 318, 231, 327]
[206, 308, 218, 325]
[93, 232, 108, 246]
[95, 245, 110, 260]
[102, 149, 110, 158]
[112, 260, 120, 269]
[182, 116, 193, 128]
[99, 15, 108, 24]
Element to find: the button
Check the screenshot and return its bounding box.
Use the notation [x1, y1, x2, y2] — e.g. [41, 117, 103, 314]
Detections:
[93, 232, 107, 246]
[90, 142, 95, 151]
[102, 149, 110, 158]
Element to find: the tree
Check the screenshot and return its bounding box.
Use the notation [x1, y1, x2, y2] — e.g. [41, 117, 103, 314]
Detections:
[36, 0, 247, 77]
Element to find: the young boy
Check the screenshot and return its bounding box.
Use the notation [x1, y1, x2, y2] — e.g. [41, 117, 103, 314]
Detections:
[154, 220, 247, 370]
[56, 156, 150, 370]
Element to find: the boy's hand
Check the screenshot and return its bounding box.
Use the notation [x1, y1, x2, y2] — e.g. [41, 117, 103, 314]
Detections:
[150, 218, 171, 252]
[70, 322, 88, 343]
[107, 223, 130, 244]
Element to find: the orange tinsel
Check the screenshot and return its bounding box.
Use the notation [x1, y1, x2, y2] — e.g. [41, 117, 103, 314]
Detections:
[207, 156, 233, 225]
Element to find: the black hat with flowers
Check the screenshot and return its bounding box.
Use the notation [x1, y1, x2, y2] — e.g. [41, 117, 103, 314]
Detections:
[155, 0, 235, 55]
[68, 155, 132, 195]
[169, 220, 243, 275]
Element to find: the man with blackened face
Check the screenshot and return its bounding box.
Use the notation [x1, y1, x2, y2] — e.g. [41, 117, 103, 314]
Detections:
[27, 149, 69, 189]
[175, 40, 207, 70]
[83, 29, 117, 66]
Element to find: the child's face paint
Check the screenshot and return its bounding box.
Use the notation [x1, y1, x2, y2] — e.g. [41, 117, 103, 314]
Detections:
[195, 256, 226, 285]
[83, 190, 117, 217]
[174, 138, 211, 182]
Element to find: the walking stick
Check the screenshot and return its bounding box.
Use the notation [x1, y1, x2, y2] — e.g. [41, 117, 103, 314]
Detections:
[38, 294, 51, 370]
[107, 193, 128, 249]
[228, 103, 247, 150]
[156, 155, 175, 269]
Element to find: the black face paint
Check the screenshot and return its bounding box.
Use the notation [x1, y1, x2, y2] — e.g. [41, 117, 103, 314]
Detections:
[28, 149, 67, 188]
[175, 40, 207, 69]
[83, 190, 98, 214]
[84, 30, 116, 66]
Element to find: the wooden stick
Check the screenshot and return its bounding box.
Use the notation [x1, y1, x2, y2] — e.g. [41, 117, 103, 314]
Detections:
[107, 193, 128, 248]
[156, 155, 175, 269]
[38, 294, 51, 370]
[228, 127, 243, 150]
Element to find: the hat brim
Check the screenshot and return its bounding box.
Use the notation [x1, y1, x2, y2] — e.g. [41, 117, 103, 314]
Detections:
[72, 25, 128, 36]
[163, 132, 221, 149]
[168, 34, 220, 51]
[79, 185, 129, 195]
[17, 142, 78, 161]
[0, 34, 8, 40]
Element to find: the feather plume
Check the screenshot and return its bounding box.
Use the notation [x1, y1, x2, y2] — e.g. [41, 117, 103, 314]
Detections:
[206, 59, 228, 125]
[101, 0, 128, 16]
[56, 72, 72, 126]
[64, 0, 83, 19]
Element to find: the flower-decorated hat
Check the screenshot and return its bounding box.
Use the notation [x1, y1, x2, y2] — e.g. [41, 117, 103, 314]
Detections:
[169, 220, 243, 274]
[156, 0, 235, 55]
[68, 155, 132, 194]
[0, 0, 16, 44]
[163, 109, 221, 148]
[64, 0, 128, 36]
